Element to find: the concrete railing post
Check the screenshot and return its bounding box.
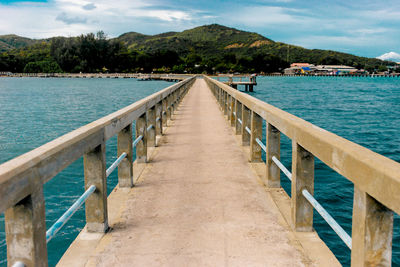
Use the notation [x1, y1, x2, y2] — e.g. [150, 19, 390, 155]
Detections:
[235, 100, 242, 135]
[230, 96, 235, 127]
[162, 98, 168, 127]
[250, 111, 262, 162]
[176, 89, 180, 105]
[156, 101, 163, 136]
[225, 94, 230, 118]
[5, 187, 48, 267]
[174, 90, 178, 108]
[219, 89, 223, 110]
[84, 143, 108, 232]
[166, 94, 172, 123]
[172, 91, 177, 113]
[117, 124, 133, 187]
[147, 106, 156, 147]
[224, 92, 228, 116]
[136, 113, 147, 163]
[169, 93, 174, 117]
[229, 95, 233, 121]
[291, 142, 314, 231]
[351, 186, 393, 267]
[242, 105, 251, 146]
[266, 123, 280, 187]
[180, 87, 184, 102]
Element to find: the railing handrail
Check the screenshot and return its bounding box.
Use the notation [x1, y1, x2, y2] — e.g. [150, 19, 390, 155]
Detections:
[204, 75, 400, 215]
[0, 76, 195, 214]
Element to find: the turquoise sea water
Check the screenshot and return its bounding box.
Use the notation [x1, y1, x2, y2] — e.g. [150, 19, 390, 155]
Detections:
[0, 76, 399, 266]
[247, 76, 400, 266]
[0, 78, 169, 266]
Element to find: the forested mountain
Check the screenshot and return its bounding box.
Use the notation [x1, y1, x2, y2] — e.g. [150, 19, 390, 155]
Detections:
[0, 24, 392, 73]
[0, 34, 43, 52]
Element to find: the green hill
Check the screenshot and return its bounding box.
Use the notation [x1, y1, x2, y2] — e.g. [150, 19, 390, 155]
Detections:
[0, 24, 392, 73]
[0, 34, 40, 52]
[115, 24, 272, 55]
[113, 24, 383, 69]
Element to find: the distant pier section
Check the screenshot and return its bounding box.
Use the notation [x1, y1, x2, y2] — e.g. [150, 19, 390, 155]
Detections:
[136, 74, 189, 82]
[212, 74, 257, 91]
[0, 72, 191, 81]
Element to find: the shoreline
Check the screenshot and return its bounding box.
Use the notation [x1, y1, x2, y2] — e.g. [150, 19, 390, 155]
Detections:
[1, 72, 399, 78]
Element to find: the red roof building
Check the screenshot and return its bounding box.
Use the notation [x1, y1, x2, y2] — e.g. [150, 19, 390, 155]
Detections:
[290, 63, 312, 68]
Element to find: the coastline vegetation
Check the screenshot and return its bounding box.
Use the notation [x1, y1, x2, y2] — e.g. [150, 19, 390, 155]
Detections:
[0, 25, 393, 74]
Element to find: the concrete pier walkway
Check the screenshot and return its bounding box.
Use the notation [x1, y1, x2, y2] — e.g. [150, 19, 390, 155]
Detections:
[59, 78, 339, 266]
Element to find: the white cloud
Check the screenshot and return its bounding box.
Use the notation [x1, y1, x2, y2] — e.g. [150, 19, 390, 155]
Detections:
[215, 3, 400, 57]
[360, 9, 400, 21]
[227, 6, 312, 26]
[82, 3, 96, 11]
[377, 52, 400, 61]
[0, 0, 195, 38]
[56, 12, 87, 25]
[0, 0, 399, 57]
[145, 10, 190, 21]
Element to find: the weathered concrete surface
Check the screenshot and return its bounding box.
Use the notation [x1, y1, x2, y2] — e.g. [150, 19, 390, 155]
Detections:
[59, 79, 339, 266]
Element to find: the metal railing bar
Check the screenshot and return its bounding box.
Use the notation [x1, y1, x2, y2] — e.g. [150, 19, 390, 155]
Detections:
[238, 118, 242, 124]
[132, 135, 143, 147]
[302, 189, 352, 249]
[245, 126, 251, 134]
[46, 185, 96, 243]
[106, 152, 127, 177]
[272, 156, 292, 181]
[12, 262, 25, 267]
[146, 124, 154, 132]
[255, 138, 266, 152]
[233, 112, 236, 116]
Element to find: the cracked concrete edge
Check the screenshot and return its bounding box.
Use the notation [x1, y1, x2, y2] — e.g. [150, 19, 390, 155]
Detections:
[56, 122, 176, 267]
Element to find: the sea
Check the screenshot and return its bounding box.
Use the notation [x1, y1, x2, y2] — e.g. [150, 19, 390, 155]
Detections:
[0, 76, 399, 266]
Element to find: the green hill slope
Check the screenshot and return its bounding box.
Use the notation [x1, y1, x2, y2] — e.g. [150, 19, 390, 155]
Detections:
[0, 24, 391, 73]
[114, 24, 383, 69]
[0, 34, 39, 52]
[116, 24, 271, 54]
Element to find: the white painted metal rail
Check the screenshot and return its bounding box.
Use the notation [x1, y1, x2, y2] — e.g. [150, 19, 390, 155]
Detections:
[253, 137, 351, 248]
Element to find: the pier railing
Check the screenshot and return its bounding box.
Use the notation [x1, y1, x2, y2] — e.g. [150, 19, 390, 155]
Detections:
[204, 75, 400, 266]
[0, 76, 194, 266]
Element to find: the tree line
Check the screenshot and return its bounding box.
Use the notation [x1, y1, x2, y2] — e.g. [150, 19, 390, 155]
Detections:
[0, 31, 391, 74]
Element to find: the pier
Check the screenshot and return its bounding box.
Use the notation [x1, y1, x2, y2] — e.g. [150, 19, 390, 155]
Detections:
[0, 72, 191, 81]
[213, 74, 257, 91]
[1, 76, 399, 266]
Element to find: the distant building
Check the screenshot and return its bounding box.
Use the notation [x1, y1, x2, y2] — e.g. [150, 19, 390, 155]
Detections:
[284, 67, 301, 75]
[315, 65, 358, 74]
[0, 72, 12, 76]
[290, 63, 313, 68]
[284, 64, 361, 75]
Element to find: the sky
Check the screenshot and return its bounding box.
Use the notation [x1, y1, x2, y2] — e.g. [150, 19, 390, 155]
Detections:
[0, 0, 399, 58]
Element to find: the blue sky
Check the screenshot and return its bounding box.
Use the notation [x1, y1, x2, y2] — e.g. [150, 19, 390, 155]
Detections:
[0, 0, 399, 58]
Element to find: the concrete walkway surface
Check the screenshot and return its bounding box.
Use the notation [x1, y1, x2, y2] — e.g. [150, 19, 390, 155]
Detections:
[59, 78, 339, 267]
